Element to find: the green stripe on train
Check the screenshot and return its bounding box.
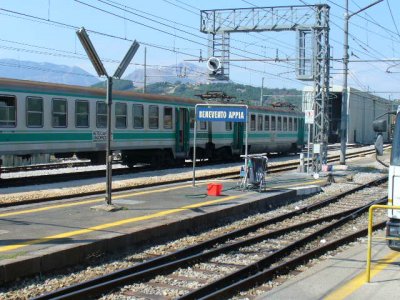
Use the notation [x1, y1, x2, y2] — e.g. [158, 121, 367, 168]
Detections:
[0, 132, 91, 142]
[0, 131, 298, 143]
[248, 133, 298, 138]
[0, 132, 218, 143]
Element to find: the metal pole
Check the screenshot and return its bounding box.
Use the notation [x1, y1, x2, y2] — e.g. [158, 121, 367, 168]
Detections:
[106, 76, 113, 205]
[192, 106, 197, 187]
[340, 0, 382, 165]
[307, 123, 311, 174]
[260, 77, 264, 106]
[244, 108, 249, 187]
[340, 0, 349, 165]
[143, 47, 147, 93]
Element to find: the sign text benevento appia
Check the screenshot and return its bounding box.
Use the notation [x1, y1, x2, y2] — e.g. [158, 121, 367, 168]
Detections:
[196, 106, 247, 122]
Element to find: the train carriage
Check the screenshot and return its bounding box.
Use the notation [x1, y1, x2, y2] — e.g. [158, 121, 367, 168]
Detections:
[0, 78, 305, 167]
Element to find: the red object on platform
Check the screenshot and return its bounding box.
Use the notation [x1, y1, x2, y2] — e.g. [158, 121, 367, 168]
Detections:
[207, 183, 223, 196]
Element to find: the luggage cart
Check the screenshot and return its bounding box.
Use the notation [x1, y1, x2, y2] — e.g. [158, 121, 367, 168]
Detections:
[239, 153, 268, 192]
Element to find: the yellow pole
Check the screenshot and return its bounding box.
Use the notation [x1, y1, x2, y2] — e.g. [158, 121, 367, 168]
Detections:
[366, 205, 374, 282]
[366, 204, 400, 282]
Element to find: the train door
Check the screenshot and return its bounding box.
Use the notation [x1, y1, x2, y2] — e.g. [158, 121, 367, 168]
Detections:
[233, 122, 244, 153]
[175, 107, 190, 154]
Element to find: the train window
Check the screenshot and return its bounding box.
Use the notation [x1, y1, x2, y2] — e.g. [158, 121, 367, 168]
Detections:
[258, 115, 263, 131]
[26, 96, 43, 127]
[190, 109, 195, 129]
[75, 100, 89, 128]
[96, 102, 107, 128]
[289, 118, 293, 131]
[226, 122, 232, 131]
[52, 98, 67, 128]
[264, 115, 270, 131]
[149, 105, 159, 129]
[115, 102, 127, 129]
[271, 116, 276, 131]
[133, 104, 144, 129]
[250, 114, 256, 131]
[0, 95, 16, 127]
[294, 118, 298, 131]
[277, 116, 282, 131]
[283, 117, 287, 131]
[163, 107, 173, 129]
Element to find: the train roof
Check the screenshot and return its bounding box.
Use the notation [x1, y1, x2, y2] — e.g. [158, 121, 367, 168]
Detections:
[0, 77, 303, 115]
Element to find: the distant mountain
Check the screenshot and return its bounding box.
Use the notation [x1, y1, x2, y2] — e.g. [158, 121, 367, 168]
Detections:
[0, 59, 100, 86]
[138, 82, 302, 108]
[124, 62, 209, 86]
[0, 59, 302, 108]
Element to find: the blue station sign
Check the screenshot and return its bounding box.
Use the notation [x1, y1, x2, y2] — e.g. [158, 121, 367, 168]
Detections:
[196, 106, 247, 122]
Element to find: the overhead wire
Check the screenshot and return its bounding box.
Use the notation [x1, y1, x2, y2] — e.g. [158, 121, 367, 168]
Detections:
[101, 0, 289, 55]
[161, 0, 198, 15]
[0, 5, 301, 85]
[172, 0, 200, 12]
[385, 0, 400, 71]
[296, 0, 400, 95]
[327, 0, 399, 38]
[0, 61, 98, 79]
[348, 0, 400, 42]
[90, 0, 298, 69]
[74, 0, 299, 73]
[0, 7, 199, 58]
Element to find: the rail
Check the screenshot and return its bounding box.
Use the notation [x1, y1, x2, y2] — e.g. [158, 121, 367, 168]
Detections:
[32, 176, 387, 299]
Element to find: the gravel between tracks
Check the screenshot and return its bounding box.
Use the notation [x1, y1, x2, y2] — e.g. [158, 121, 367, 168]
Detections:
[0, 170, 387, 299]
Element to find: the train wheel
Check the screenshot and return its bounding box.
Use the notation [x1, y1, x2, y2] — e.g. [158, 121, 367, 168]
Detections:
[121, 153, 135, 168]
[162, 150, 174, 167]
[91, 152, 106, 165]
[290, 143, 299, 154]
[225, 148, 234, 161]
[150, 151, 163, 168]
[174, 158, 185, 166]
[126, 162, 135, 169]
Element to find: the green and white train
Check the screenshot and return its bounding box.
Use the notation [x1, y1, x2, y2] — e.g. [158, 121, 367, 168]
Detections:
[0, 78, 305, 167]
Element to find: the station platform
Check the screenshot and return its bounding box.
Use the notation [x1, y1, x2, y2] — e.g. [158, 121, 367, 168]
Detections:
[258, 235, 400, 300]
[0, 172, 324, 283]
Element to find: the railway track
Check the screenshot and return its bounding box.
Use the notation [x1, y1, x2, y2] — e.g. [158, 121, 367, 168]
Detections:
[0, 144, 363, 175]
[33, 176, 387, 300]
[0, 160, 91, 174]
[0, 146, 383, 189]
[0, 146, 386, 208]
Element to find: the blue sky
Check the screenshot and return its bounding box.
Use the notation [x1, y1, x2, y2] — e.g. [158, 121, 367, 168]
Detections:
[1, 0, 400, 98]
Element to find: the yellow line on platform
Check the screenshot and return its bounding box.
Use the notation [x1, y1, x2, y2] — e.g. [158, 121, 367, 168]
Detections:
[0, 193, 250, 253]
[0, 183, 196, 218]
[324, 251, 400, 300]
[0, 178, 324, 218]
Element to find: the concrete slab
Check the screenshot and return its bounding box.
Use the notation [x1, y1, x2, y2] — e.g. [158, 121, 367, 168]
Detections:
[257, 238, 400, 300]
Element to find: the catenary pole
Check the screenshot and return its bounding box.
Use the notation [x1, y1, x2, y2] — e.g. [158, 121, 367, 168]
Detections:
[340, 0, 383, 164]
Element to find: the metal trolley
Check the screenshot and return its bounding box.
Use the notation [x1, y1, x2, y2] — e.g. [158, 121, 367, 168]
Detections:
[239, 153, 268, 192]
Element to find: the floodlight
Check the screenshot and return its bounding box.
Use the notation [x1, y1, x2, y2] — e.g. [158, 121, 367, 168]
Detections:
[113, 40, 140, 79]
[76, 27, 108, 77]
[207, 57, 221, 72]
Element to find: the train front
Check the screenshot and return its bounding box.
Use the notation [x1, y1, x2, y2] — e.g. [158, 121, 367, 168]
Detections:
[387, 110, 400, 250]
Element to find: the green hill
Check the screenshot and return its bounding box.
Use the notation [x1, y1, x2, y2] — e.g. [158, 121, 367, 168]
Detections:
[93, 80, 302, 108]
